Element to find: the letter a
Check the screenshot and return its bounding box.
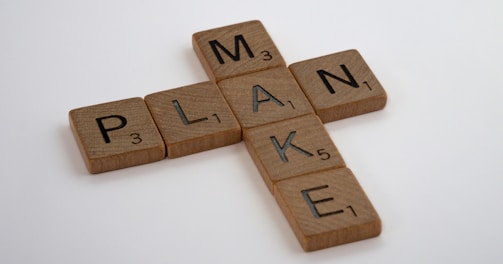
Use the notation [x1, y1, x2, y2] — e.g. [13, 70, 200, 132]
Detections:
[252, 85, 284, 112]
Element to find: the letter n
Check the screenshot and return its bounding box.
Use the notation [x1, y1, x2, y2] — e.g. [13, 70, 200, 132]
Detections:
[317, 65, 359, 94]
[209, 34, 255, 64]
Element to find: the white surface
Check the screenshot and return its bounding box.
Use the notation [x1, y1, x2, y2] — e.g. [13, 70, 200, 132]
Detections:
[1, 0, 502, 263]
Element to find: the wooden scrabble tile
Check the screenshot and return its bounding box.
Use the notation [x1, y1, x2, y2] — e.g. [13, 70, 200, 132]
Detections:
[243, 114, 345, 193]
[218, 67, 315, 129]
[289, 49, 387, 123]
[274, 167, 381, 251]
[69, 98, 166, 174]
[192, 20, 286, 82]
[144, 81, 241, 158]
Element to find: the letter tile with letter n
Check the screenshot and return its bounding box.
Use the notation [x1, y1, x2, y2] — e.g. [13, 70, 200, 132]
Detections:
[289, 49, 387, 123]
[69, 98, 166, 174]
[274, 167, 381, 251]
[243, 114, 345, 193]
[145, 82, 241, 158]
[192, 20, 285, 82]
[218, 67, 315, 130]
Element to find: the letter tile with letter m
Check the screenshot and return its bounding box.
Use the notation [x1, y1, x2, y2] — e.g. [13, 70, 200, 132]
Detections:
[192, 20, 285, 82]
[69, 98, 166, 174]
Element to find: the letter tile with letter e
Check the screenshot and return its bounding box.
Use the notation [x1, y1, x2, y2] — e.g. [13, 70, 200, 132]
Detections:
[243, 114, 345, 193]
[274, 167, 381, 251]
[192, 20, 285, 82]
[69, 98, 166, 174]
[289, 49, 387, 123]
[145, 82, 241, 158]
[218, 67, 315, 130]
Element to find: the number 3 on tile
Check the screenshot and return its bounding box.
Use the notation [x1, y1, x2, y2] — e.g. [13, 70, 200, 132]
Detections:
[261, 50, 272, 61]
[130, 133, 142, 144]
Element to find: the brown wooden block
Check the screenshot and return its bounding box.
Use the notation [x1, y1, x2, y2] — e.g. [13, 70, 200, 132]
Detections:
[218, 67, 315, 129]
[145, 81, 241, 158]
[274, 167, 381, 251]
[243, 114, 345, 193]
[192, 20, 286, 82]
[289, 49, 387, 123]
[69, 98, 166, 174]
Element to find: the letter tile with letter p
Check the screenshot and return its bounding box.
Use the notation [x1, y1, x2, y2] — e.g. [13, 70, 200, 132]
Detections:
[69, 98, 166, 174]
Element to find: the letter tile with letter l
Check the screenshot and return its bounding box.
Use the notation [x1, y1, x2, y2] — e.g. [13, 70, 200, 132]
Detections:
[145, 82, 241, 158]
[192, 20, 285, 82]
[69, 98, 166, 174]
[243, 114, 345, 193]
[289, 49, 387, 123]
[274, 167, 381, 251]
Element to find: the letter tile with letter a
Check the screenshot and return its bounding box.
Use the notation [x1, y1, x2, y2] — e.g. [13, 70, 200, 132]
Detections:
[218, 67, 315, 130]
[145, 82, 241, 158]
[274, 167, 381, 251]
[243, 114, 345, 193]
[69, 98, 166, 174]
[289, 49, 387, 123]
[192, 20, 285, 82]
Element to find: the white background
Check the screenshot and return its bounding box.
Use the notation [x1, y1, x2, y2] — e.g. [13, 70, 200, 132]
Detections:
[1, 0, 502, 263]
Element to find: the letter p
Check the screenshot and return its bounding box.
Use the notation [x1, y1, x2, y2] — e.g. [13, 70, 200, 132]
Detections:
[96, 115, 127, 143]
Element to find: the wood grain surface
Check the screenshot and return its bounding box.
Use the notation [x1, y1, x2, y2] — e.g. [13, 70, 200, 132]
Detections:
[274, 167, 381, 251]
[289, 49, 387, 123]
[145, 82, 241, 158]
[243, 114, 345, 193]
[69, 98, 166, 174]
[218, 67, 314, 129]
[192, 20, 285, 82]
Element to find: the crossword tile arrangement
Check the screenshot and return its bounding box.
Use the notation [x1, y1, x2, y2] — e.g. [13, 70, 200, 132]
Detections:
[69, 20, 387, 251]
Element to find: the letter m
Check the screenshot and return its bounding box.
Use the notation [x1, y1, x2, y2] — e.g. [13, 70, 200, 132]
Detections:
[209, 34, 255, 64]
